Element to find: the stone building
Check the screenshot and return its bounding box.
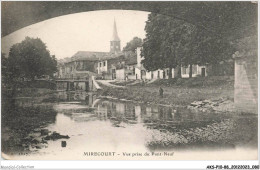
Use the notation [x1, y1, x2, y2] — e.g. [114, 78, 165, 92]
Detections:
[57, 19, 125, 80]
[233, 36, 257, 114]
[57, 19, 209, 83]
[60, 51, 103, 79]
[111, 51, 137, 80]
[125, 51, 138, 80]
[133, 47, 208, 80]
[98, 55, 125, 80]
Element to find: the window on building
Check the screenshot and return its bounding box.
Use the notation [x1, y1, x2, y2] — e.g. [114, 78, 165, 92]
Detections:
[192, 65, 197, 74]
[100, 63, 102, 67]
[103, 61, 106, 66]
[182, 67, 187, 74]
[167, 70, 169, 75]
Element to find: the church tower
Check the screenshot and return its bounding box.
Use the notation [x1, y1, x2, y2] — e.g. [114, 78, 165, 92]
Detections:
[110, 19, 121, 53]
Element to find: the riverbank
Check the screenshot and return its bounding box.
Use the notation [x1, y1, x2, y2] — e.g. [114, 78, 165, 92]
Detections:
[2, 79, 257, 159]
[97, 77, 257, 149]
[100, 76, 234, 108]
[1, 87, 66, 156]
[2, 104, 58, 154]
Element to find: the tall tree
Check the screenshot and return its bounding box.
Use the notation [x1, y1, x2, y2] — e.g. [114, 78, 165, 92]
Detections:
[141, 13, 164, 72]
[142, 12, 235, 79]
[7, 37, 57, 81]
[1, 52, 9, 86]
[142, 13, 193, 78]
[123, 37, 143, 52]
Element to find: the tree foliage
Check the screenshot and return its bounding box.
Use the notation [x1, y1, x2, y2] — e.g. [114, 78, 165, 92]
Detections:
[123, 37, 142, 52]
[2, 52, 9, 85]
[7, 37, 57, 81]
[141, 12, 235, 78]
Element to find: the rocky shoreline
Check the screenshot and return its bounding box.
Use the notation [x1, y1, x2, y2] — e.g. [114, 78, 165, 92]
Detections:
[187, 98, 235, 113]
[2, 126, 70, 154]
[146, 119, 236, 149]
[98, 95, 180, 108]
[98, 95, 235, 114]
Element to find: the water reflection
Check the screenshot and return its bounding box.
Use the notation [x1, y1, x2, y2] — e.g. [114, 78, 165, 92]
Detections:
[32, 92, 256, 155]
[8, 91, 257, 159]
[93, 100, 229, 132]
[55, 91, 232, 129]
[57, 91, 97, 106]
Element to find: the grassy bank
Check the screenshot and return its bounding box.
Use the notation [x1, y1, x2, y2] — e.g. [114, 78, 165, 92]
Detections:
[2, 85, 58, 154]
[100, 76, 234, 107]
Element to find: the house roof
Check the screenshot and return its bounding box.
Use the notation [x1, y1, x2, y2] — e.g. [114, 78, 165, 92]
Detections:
[70, 51, 110, 62]
[100, 52, 124, 61]
[74, 70, 97, 77]
[59, 51, 126, 64]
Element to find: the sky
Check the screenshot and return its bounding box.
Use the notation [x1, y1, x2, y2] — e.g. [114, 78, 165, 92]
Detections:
[1, 10, 149, 60]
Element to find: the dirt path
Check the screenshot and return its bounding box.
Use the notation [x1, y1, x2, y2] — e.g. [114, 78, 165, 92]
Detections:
[91, 76, 102, 90]
[146, 79, 157, 84]
[96, 80, 126, 88]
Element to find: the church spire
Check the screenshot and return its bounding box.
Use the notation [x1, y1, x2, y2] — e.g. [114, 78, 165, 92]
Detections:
[110, 18, 121, 53]
[111, 19, 120, 41]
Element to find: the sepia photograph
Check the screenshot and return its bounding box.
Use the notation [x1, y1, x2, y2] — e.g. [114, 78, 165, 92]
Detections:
[0, 0, 258, 167]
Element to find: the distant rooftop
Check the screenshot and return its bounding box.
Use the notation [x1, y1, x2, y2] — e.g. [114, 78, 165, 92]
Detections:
[71, 51, 110, 61]
[58, 51, 125, 64]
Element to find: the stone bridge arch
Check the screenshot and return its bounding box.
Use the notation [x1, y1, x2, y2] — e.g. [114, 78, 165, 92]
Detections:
[2, 1, 257, 38]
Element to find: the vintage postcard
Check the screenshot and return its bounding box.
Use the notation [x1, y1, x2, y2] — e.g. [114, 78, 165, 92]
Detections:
[1, 1, 258, 165]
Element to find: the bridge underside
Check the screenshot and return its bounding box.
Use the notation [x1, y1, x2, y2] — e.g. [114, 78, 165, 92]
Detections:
[56, 81, 89, 92]
[56, 77, 101, 92]
[2, 1, 257, 39]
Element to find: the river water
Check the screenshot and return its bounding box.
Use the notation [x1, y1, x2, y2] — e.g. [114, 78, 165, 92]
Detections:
[10, 91, 258, 160]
